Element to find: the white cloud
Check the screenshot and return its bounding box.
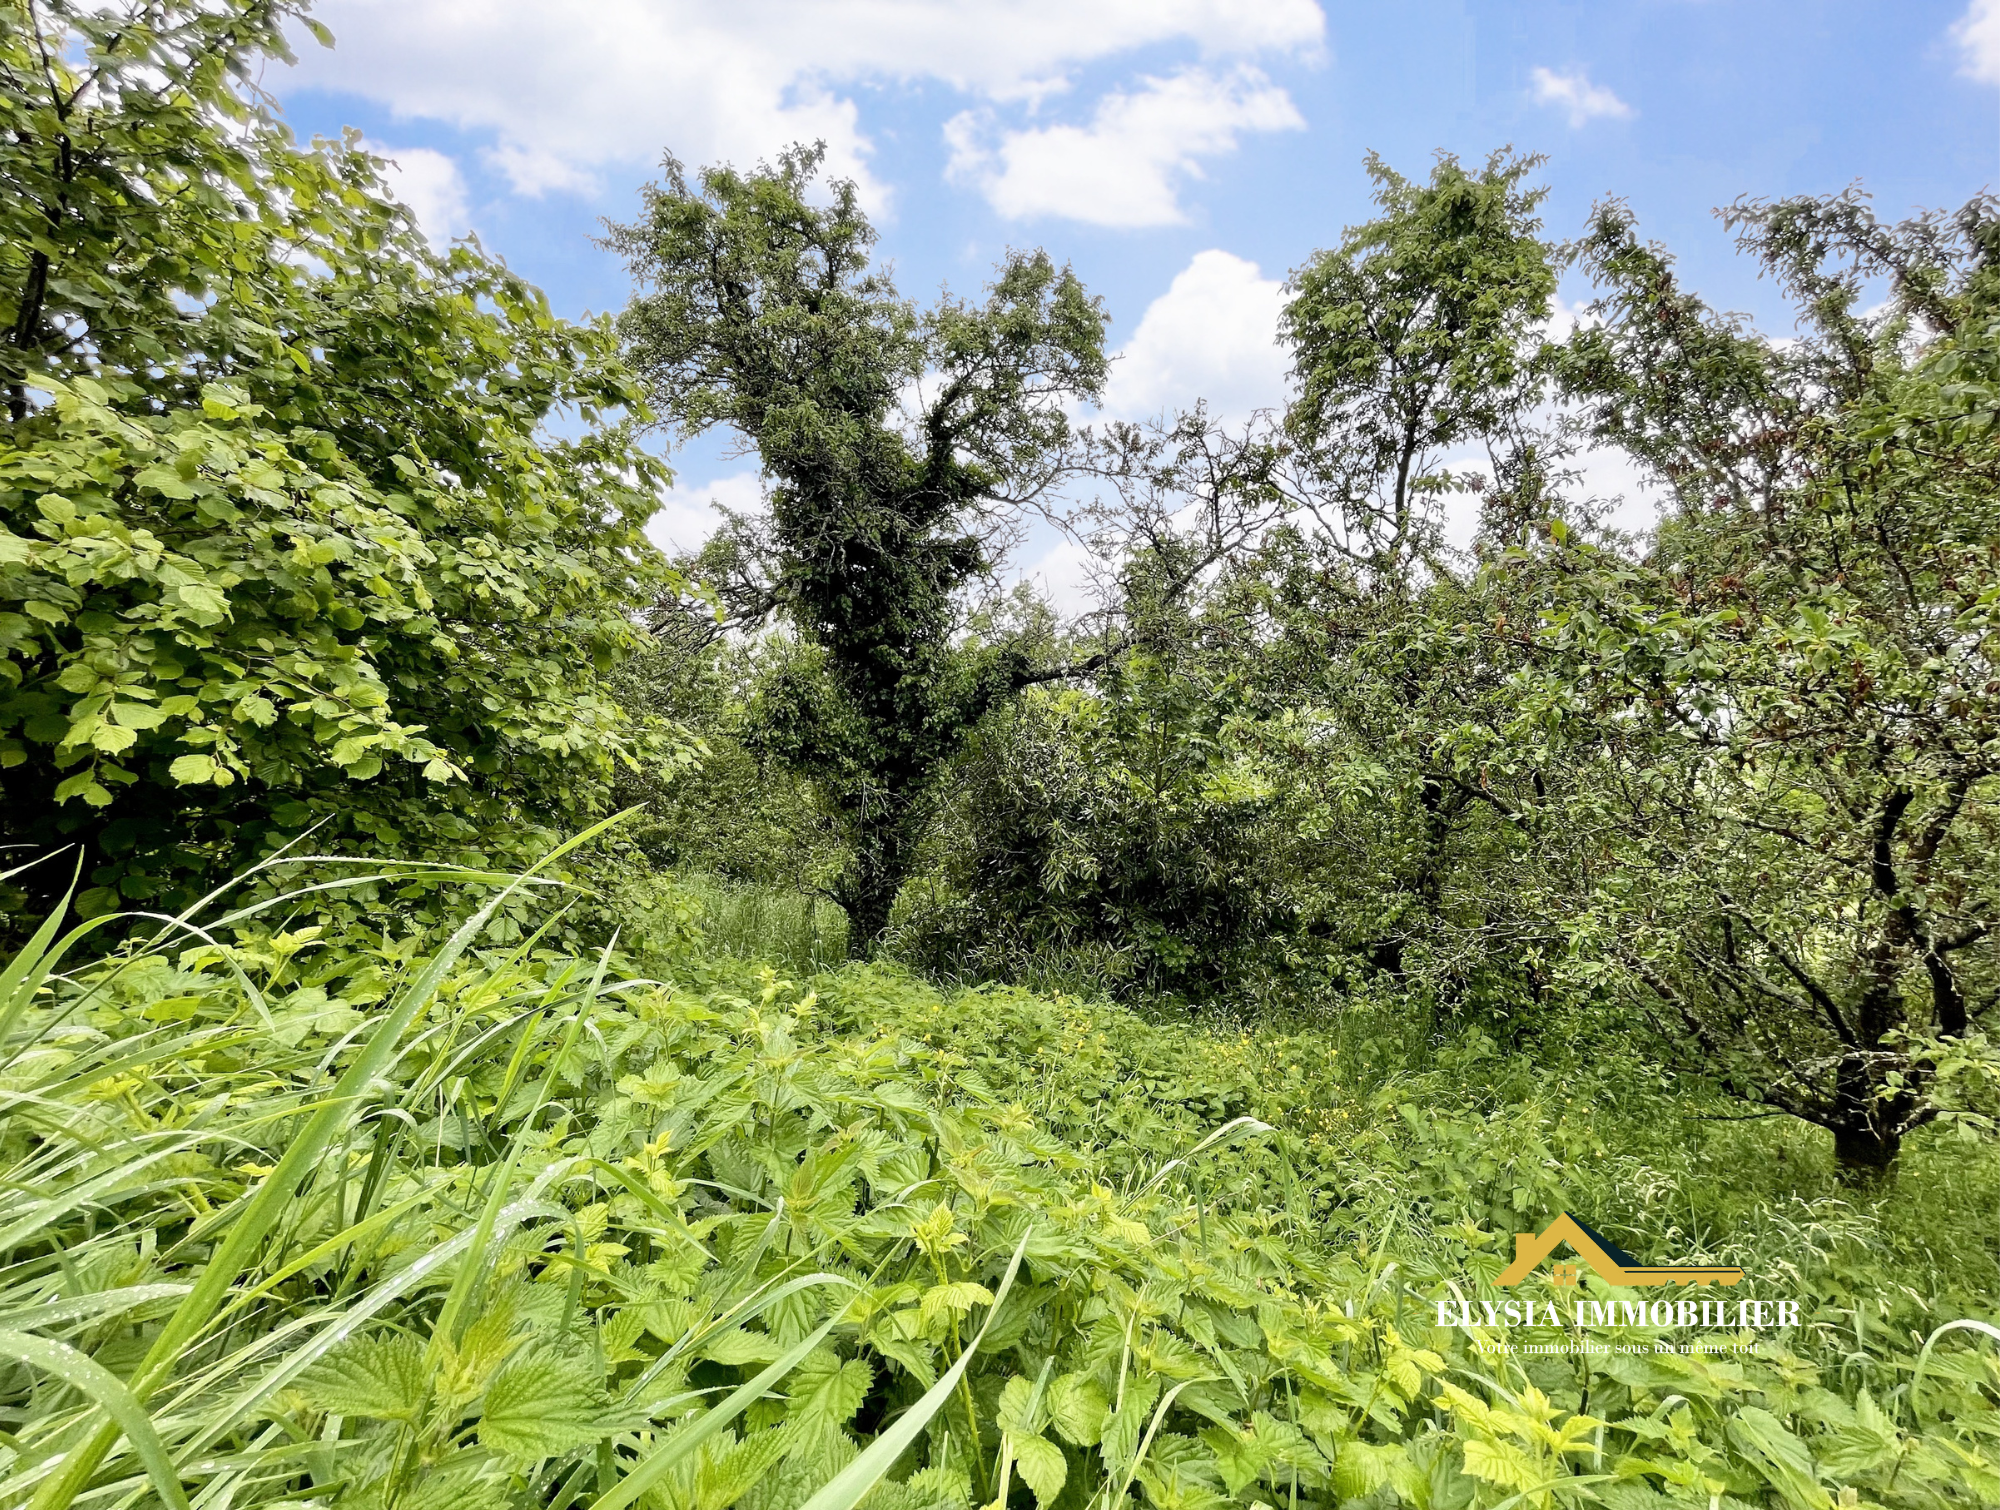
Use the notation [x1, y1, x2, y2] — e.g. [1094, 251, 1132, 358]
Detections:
[945, 66, 1303, 226]
[1017, 531, 1110, 615]
[1529, 66, 1634, 128]
[295, 1, 1324, 210]
[1430, 436, 1662, 557]
[484, 143, 598, 198]
[372, 143, 471, 244]
[647, 471, 766, 557]
[1953, 0, 2000, 83]
[1573, 440, 1665, 541]
[1543, 292, 1587, 344]
[1099, 249, 1289, 420]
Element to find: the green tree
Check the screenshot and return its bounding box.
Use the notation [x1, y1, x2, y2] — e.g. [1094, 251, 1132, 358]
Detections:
[1280, 148, 1556, 579]
[1230, 527, 1598, 1013]
[607, 146, 1108, 951]
[904, 597, 1295, 1002]
[1531, 190, 2000, 1171]
[0, 0, 684, 927]
[1261, 149, 1570, 991]
[903, 151, 1574, 1007]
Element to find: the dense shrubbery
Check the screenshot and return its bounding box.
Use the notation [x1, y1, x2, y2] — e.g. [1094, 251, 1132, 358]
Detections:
[0, 0, 691, 934]
[901, 665, 1298, 1004]
[5, 879, 1999, 1509]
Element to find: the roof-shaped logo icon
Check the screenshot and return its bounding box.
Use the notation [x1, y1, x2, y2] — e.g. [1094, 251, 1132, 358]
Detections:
[1496, 1212, 1745, 1288]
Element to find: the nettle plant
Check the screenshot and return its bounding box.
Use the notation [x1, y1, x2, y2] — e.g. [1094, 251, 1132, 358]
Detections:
[3, 858, 1999, 1509]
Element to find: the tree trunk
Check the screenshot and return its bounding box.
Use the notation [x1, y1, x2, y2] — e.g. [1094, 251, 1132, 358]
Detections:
[1827, 1047, 1911, 1180]
[1831, 1122, 1900, 1179]
[841, 875, 896, 959]
[838, 807, 910, 958]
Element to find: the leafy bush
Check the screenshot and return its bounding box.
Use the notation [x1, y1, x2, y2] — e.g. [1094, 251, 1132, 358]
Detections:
[7, 871, 1998, 1510]
[0, 1, 689, 928]
[903, 663, 1298, 1004]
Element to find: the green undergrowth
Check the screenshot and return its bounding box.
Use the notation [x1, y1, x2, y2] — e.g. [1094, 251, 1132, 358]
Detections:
[4, 885, 1999, 1510]
[675, 875, 850, 979]
[811, 965, 2000, 1311]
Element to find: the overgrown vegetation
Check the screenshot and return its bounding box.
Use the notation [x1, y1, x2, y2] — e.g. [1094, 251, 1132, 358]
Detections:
[5, 870, 2000, 1510]
[0, 0, 693, 933]
[4, 1, 2000, 1506]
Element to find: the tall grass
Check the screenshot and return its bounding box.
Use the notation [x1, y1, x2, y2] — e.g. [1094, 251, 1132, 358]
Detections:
[5, 853, 1999, 1509]
[675, 874, 847, 976]
[0, 848, 1015, 1510]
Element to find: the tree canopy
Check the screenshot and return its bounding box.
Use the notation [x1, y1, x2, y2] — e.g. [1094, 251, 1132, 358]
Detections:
[606, 147, 1108, 948]
[0, 0, 687, 928]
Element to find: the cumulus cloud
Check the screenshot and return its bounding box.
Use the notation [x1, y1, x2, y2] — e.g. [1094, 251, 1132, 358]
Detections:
[1954, 0, 2000, 83]
[294, 0, 1324, 210]
[1529, 66, 1634, 127]
[646, 471, 766, 557]
[1099, 249, 1290, 419]
[371, 143, 472, 244]
[945, 66, 1303, 225]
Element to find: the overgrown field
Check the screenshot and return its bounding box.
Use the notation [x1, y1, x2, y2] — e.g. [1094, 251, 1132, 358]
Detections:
[5, 3, 2000, 1507]
[4, 873, 1998, 1510]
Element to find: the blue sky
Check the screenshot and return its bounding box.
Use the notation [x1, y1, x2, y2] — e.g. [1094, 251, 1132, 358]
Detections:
[276, 1, 2000, 576]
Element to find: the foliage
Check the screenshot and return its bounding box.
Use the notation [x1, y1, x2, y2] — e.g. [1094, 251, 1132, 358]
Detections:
[0, 0, 687, 930]
[607, 145, 1108, 951]
[677, 870, 849, 978]
[893, 160, 2000, 1181]
[903, 650, 1294, 1004]
[611, 633, 846, 898]
[1216, 526, 1597, 1012]
[1517, 190, 2000, 1168]
[6, 11, 1999, 1500]
[1281, 148, 1556, 577]
[900, 150, 1578, 1018]
[6, 873, 2000, 1509]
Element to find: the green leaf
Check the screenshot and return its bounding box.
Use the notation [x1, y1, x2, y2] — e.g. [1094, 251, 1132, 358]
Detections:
[694, 1428, 791, 1510]
[1461, 1437, 1540, 1493]
[1011, 1433, 1068, 1508]
[109, 701, 166, 731]
[75, 886, 123, 919]
[53, 769, 109, 805]
[89, 721, 137, 754]
[174, 583, 231, 620]
[479, 1347, 609, 1459]
[917, 1280, 992, 1335]
[795, 1233, 1030, 1510]
[1728, 1406, 1830, 1510]
[1047, 1372, 1108, 1446]
[297, 1334, 427, 1422]
[169, 754, 218, 784]
[787, 1351, 872, 1429]
[998, 1374, 1045, 1436]
[588, 1280, 854, 1510]
[702, 1327, 785, 1365]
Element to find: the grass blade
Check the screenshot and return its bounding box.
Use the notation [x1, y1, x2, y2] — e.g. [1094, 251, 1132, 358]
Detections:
[796, 1232, 1031, 1510]
[587, 1311, 844, 1510]
[0, 1329, 190, 1510]
[30, 814, 640, 1510]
